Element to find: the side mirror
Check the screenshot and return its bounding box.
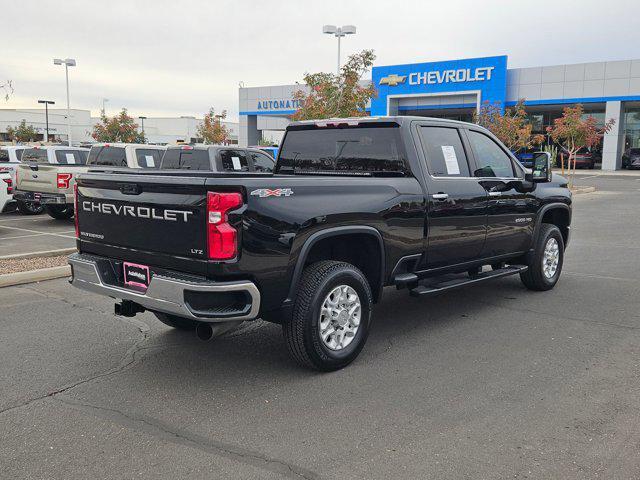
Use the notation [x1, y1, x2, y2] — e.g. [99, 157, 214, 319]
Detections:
[525, 152, 552, 183]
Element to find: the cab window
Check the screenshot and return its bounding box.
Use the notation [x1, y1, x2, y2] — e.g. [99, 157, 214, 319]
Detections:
[87, 146, 127, 167]
[219, 150, 249, 172]
[250, 151, 275, 173]
[55, 150, 87, 165]
[419, 126, 470, 177]
[136, 148, 163, 169]
[467, 130, 515, 178]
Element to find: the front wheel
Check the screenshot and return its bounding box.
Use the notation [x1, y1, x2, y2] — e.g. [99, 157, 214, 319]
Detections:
[45, 205, 74, 220]
[283, 261, 373, 371]
[17, 200, 43, 215]
[520, 224, 564, 291]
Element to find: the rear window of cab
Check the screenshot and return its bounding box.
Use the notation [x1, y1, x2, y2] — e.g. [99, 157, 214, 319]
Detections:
[161, 148, 211, 170]
[87, 146, 127, 167]
[21, 148, 49, 163]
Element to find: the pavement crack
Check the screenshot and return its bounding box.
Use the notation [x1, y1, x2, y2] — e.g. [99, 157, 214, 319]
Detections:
[55, 395, 321, 480]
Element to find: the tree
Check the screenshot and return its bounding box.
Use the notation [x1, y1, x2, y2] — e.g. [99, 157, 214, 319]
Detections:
[91, 108, 145, 143]
[474, 99, 544, 153]
[6, 120, 38, 142]
[291, 49, 377, 121]
[196, 108, 230, 144]
[547, 104, 615, 187]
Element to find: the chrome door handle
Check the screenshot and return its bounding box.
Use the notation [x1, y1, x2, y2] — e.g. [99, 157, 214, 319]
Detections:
[432, 193, 449, 200]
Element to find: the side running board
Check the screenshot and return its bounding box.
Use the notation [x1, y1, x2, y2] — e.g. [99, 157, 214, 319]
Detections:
[409, 265, 528, 297]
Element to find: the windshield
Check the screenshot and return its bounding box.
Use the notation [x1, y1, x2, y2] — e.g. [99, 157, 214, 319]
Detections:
[21, 148, 50, 163]
[277, 124, 408, 176]
[87, 146, 127, 167]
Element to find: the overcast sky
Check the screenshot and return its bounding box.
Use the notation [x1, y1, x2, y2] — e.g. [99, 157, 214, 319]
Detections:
[2, 0, 638, 122]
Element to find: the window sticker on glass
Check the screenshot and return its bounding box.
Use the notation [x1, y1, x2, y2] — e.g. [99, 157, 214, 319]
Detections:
[145, 155, 155, 167]
[441, 145, 460, 175]
[65, 153, 76, 164]
[231, 156, 241, 170]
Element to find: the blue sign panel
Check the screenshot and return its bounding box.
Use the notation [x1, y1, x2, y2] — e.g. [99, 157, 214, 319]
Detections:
[370, 55, 508, 116]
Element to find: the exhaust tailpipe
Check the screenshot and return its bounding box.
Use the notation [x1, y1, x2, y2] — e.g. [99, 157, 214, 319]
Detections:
[196, 321, 243, 341]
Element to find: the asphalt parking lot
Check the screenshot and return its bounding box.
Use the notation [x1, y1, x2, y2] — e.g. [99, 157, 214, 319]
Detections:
[0, 210, 76, 256]
[1, 175, 640, 479]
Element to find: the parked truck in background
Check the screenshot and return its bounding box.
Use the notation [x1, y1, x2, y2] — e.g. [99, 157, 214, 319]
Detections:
[0, 146, 28, 213]
[69, 117, 572, 371]
[14, 143, 165, 220]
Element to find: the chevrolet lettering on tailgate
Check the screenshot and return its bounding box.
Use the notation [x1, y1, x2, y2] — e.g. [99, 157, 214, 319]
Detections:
[82, 201, 193, 222]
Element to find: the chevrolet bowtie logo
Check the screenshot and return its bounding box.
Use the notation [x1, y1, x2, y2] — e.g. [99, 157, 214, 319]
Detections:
[379, 74, 406, 86]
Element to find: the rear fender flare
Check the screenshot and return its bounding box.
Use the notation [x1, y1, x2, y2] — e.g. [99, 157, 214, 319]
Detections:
[285, 226, 385, 303]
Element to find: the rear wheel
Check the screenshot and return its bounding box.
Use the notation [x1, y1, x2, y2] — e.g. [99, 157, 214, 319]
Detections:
[154, 312, 199, 330]
[283, 260, 373, 371]
[45, 204, 74, 220]
[520, 224, 564, 291]
[17, 200, 43, 215]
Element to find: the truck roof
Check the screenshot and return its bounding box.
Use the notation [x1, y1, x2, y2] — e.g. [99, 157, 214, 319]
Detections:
[288, 116, 473, 128]
[91, 143, 165, 149]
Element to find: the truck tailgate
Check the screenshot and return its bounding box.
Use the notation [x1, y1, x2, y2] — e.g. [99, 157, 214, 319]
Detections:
[17, 163, 59, 193]
[77, 172, 210, 268]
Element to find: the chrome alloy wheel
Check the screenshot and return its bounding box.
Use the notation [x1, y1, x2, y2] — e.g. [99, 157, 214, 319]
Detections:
[319, 285, 361, 351]
[542, 237, 560, 279]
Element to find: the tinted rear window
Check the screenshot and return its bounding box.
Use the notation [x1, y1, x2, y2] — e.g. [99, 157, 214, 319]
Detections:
[0, 149, 9, 162]
[55, 150, 87, 165]
[135, 148, 163, 168]
[87, 146, 127, 167]
[277, 125, 408, 175]
[21, 149, 49, 163]
[161, 149, 211, 170]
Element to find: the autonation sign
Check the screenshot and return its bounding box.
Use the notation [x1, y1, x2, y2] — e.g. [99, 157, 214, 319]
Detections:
[371, 56, 507, 116]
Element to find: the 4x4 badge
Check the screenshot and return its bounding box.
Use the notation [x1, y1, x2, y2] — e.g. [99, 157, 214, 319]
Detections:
[250, 188, 294, 198]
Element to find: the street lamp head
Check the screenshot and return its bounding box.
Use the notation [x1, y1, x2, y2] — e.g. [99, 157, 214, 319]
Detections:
[341, 25, 356, 35]
[38, 100, 55, 105]
[322, 25, 337, 35]
[54, 58, 76, 66]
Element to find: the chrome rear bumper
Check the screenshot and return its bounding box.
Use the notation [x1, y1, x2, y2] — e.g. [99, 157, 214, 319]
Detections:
[68, 253, 260, 323]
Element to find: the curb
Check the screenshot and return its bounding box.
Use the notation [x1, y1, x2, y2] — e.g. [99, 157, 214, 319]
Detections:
[0, 248, 76, 261]
[0, 265, 71, 288]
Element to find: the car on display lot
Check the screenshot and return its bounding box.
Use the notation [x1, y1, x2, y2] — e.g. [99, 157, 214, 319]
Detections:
[561, 147, 598, 169]
[0, 171, 13, 212]
[621, 147, 640, 169]
[13, 145, 90, 217]
[0, 146, 28, 210]
[69, 116, 572, 371]
[161, 145, 275, 172]
[13, 143, 165, 220]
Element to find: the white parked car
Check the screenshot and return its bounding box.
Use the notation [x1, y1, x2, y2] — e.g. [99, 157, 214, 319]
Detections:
[0, 146, 28, 209]
[0, 171, 13, 212]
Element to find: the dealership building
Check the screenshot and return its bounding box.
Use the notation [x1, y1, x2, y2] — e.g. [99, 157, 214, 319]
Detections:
[239, 55, 640, 170]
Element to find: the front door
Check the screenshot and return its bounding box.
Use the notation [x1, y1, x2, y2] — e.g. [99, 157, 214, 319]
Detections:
[464, 128, 535, 257]
[416, 124, 488, 269]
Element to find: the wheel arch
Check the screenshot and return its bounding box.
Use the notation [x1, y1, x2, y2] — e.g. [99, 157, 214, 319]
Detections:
[286, 226, 385, 304]
[534, 203, 571, 247]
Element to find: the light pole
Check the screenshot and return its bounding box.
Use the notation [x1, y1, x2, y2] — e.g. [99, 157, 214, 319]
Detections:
[322, 25, 357, 74]
[53, 58, 76, 145]
[138, 116, 147, 142]
[37, 99, 55, 142]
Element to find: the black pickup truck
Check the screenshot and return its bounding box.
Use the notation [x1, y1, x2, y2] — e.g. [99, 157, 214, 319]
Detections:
[69, 117, 571, 371]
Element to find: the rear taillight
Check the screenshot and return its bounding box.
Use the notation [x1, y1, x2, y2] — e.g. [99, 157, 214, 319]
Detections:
[206, 192, 242, 260]
[74, 184, 79, 238]
[2, 177, 11, 194]
[57, 172, 73, 189]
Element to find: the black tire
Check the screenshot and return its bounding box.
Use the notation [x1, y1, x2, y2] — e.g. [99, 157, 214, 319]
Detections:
[154, 312, 199, 330]
[588, 161, 595, 169]
[283, 260, 373, 371]
[45, 205, 74, 220]
[17, 200, 43, 215]
[520, 224, 564, 291]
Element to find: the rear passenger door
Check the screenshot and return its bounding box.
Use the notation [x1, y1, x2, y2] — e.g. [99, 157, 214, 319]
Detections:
[464, 128, 535, 257]
[416, 123, 488, 269]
